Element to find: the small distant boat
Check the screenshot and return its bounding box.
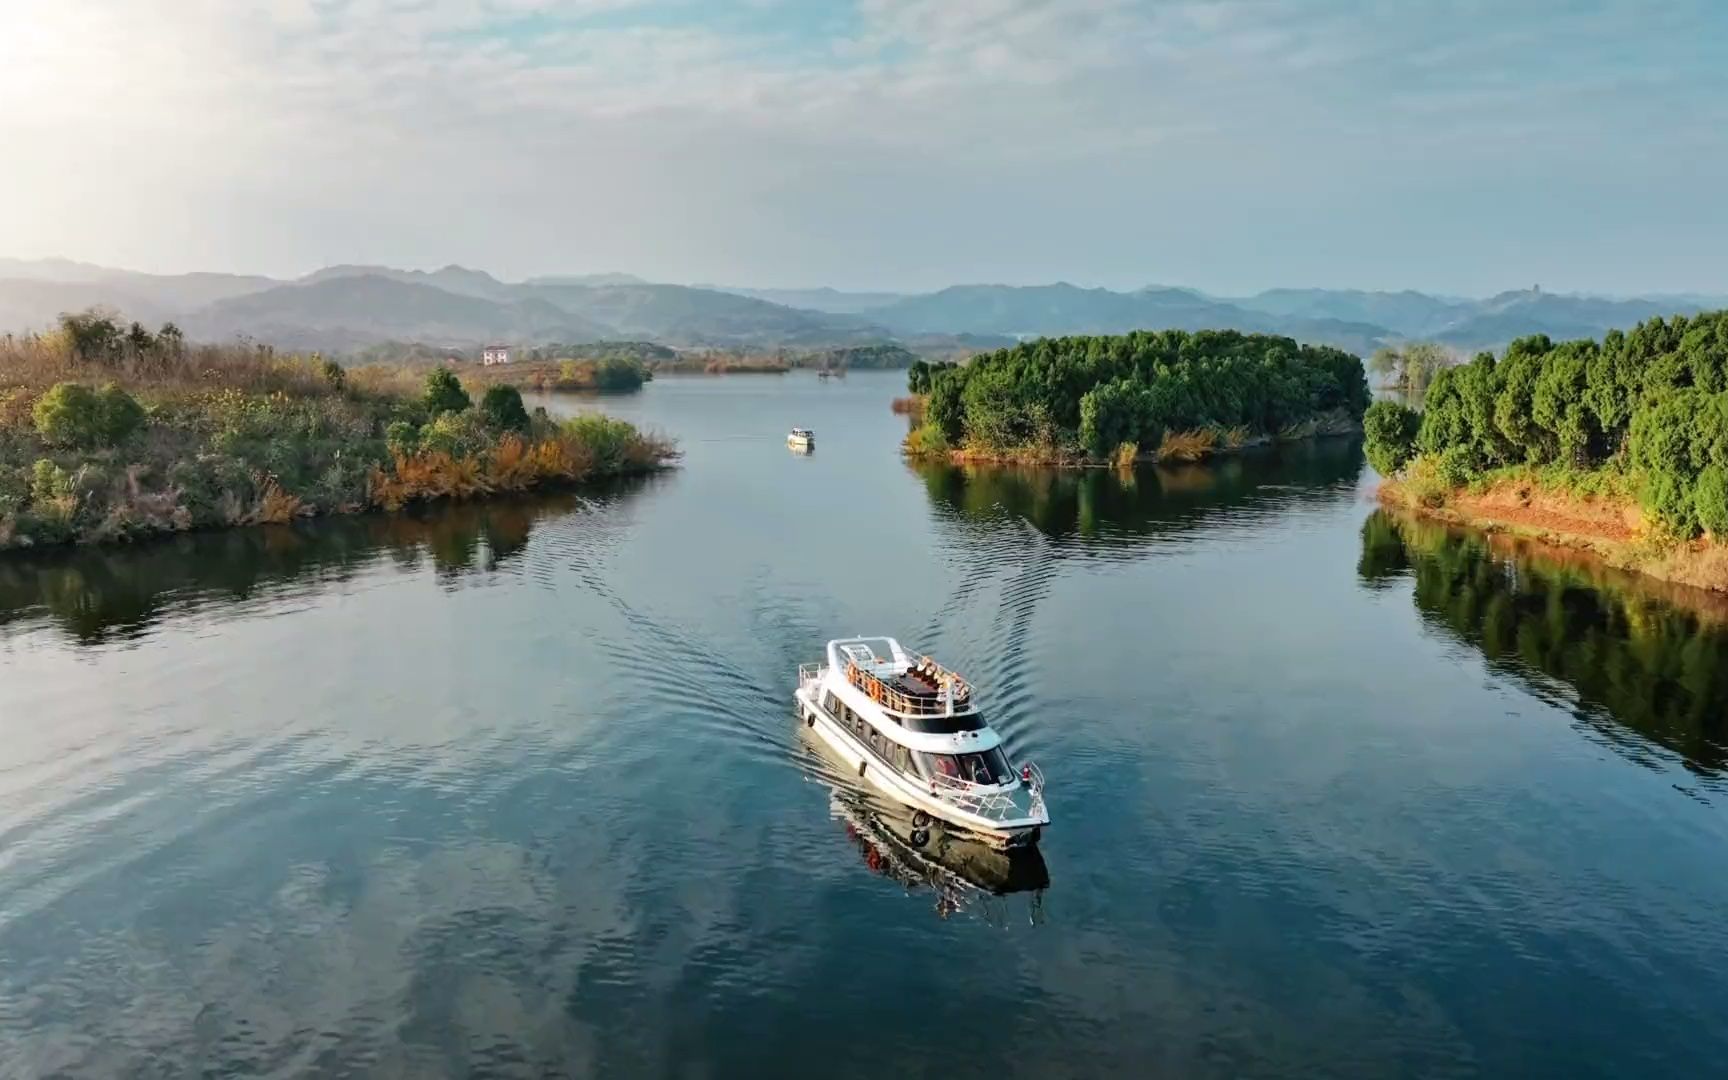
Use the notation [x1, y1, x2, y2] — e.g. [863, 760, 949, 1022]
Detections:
[795, 636, 1048, 849]
[816, 369, 833, 380]
[787, 427, 814, 449]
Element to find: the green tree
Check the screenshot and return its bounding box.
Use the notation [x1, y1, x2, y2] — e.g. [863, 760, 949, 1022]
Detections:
[1363, 400, 1422, 477]
[124, 321, 156, 358]
[58, 311, 123, 364]
[423, 367, 471, 416]
[156, 322, 185, 357]
[593, 357, 646, 392]
[478, 384, 530, 432]
[907, 359, 933, 395]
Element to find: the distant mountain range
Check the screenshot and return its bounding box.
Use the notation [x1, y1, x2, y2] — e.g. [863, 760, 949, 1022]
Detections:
[0, 257, 1720, 357]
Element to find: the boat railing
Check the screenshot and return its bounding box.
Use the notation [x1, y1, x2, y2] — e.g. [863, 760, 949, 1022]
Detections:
[798, 663, 825, 692]
[928, 769, 1044, 824]
[844, 657, 972, 718]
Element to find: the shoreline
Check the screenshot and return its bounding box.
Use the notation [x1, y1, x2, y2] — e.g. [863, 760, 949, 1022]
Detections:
[1377, 476, 1728, 595]
[0, 457, 676, 554]
[905, 421, 1362, 471]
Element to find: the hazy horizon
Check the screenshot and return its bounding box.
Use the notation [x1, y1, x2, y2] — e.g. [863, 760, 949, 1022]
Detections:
[4, 254, 1722, 304]
[4, 1, 1724, 297]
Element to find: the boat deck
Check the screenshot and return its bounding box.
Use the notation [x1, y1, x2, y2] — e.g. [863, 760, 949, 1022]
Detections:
[837, 641, 970, 717]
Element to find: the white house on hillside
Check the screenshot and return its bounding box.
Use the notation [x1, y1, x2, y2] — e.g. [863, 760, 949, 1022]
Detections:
[482, 344, 511, 366]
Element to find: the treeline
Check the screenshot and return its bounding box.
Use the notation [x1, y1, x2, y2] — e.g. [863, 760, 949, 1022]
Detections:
[798, 343, 917, 370]
[909, 329, 1370, 460]
[1364, 310, 1728, 538]
[474, 357, 649, 393]
[0, 311, 675, 550]
[520, 340, 676, 365]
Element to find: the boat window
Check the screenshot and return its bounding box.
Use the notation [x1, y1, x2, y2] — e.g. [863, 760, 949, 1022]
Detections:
[902, 712, 987, 735]
[917, 748, 1013, 785]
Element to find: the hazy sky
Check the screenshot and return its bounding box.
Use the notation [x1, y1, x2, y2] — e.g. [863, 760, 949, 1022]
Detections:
[1, 0, 1724, 295]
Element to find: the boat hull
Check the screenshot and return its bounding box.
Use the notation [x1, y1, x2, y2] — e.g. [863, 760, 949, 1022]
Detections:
[795, 686, 1043, 849]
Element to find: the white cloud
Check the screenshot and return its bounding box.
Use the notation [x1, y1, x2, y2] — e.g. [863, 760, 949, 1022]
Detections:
[0, 0, 1721, 293]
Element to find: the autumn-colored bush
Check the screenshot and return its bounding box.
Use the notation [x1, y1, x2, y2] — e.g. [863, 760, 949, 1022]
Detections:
[0, 311, 676, 550]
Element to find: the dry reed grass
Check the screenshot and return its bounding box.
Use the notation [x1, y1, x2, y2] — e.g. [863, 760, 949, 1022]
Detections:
[0, 332, 355, 403]
[1155, 428, 1217, 462]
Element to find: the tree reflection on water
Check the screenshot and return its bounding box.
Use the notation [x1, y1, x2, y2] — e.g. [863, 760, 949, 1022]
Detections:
[0, 481, 653, 646]
[1359, 509, 1728, 783]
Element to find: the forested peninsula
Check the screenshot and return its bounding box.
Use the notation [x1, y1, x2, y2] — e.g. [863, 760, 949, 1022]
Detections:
[1364, 310, 1728, 592]
[905, 329, 1369, 465]
[0, 313, 676, 551]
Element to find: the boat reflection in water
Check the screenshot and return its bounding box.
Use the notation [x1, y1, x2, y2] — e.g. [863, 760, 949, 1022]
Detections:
[796, 724, 1049, 924]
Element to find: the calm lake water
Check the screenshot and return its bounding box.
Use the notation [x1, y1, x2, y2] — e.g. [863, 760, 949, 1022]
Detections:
[3, 371, 1727, 1077]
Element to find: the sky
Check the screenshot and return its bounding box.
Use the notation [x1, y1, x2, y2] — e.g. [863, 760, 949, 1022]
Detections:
[0, 0, 1724, 297]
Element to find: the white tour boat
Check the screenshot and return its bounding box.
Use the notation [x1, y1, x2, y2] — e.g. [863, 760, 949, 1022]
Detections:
[787, 427, 814, 450]
[796, 636, 1048, 848]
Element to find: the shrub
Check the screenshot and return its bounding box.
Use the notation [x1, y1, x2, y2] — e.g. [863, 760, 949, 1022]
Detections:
[31, 459, 75, 503]
[905, 421, 950, 456]
[562, 414, 637, 471]
[1695, 464, 1728, 537]
[593, 357, 646, 392]
[478, 384, 530, 432]
[0, 467, 24, 517]
[385, 420, 420, 454]
[419, 409, 489, 457]
[1363, 400, 1421, 477]
[1435, 444, 1480, 488]
[423, 367, 471, 416]
[167, 455, 256, 527]
[320, 357, 347, 390]
[32, 382, 145, 448]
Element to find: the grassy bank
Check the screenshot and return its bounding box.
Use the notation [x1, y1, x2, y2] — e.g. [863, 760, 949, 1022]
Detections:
[900, 330, 1368, 467]
[0, 315, 676, 550]
[1378, 466, 1728, 593]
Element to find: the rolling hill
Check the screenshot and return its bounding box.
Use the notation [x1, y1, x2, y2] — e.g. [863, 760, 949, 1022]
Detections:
[1, 256, 1719, 358]
[183, 276, 615, 351]
[519, 282, 880, 346]
[703, 285, 909, 314]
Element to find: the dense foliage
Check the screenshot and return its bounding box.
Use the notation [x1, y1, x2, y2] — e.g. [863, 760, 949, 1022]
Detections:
[906, 359, 958, 396]
[1365, 310, 1728, 538]
[799, 343, 918, 370]
[909, 329, 1369, 458]
[1362, 401, 1422, 477]
[0, 311, 677, 550]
